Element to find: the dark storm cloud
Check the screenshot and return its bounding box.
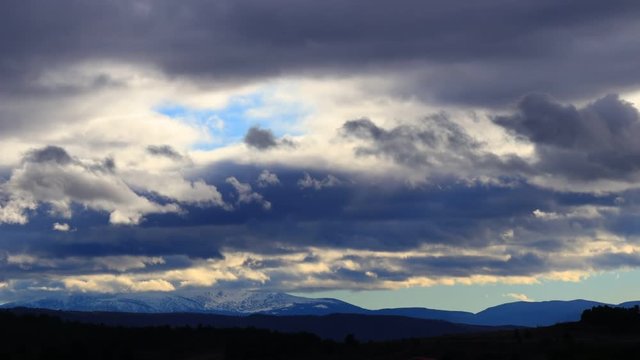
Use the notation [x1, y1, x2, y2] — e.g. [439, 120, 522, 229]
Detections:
[243, 126, 294, 150]
[3, 0, 640, 105]
[146, 145, 183, 160]
[495, 94, 640, 181]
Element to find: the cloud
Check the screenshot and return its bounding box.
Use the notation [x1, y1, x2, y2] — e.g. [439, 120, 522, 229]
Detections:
[0, 145, 180, 225]
[256, 170, 280, 187]
[0, 197, 36, 225]
[337, 94, 640, 192]
[341, 115, 481, 167]
[0, 145, 231, 225]
[244, 127, 278, 150]
[4, 1, 640, 107]
[495, 94, 640, 186]
[94, 256, 166, 272]
[339, 115, 530, 184]
[1, 163, 637, 295]
[504, 293, 533, 302]
[532, 206, 612, 221]
[243, 126, 294, 150]
[52, 254, 270, 293]
[226, 177, 271, 210]
[123, 171, 228, 208]
[52, 222, 71, 232]
[297, 172, 341, 190]
[5, 0, 640, 298]
[146, 145, 183, 160]
[63, 275, 175, 293]
[25, 146, 73, 165]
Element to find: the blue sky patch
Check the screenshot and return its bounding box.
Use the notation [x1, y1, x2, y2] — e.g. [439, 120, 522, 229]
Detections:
[155, 88, 311, 150]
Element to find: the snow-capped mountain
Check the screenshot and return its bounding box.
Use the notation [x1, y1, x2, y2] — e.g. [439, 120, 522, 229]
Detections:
[0, 290, 366, 316]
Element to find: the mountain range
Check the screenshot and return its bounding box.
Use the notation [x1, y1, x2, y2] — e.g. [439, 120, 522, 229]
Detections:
[1, 290, 631, 327]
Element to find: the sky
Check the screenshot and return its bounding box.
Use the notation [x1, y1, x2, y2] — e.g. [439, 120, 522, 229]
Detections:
[3, 0, 640, 312]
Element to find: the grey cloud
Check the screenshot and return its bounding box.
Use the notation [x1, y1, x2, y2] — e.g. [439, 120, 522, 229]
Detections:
[297, 172, 341, 190]
[146, 145, 183, 160]
[297, 253, 550, 285]
[256, 170, 280, 187]
[226, 176, 271, 210]
[590, 252, 640, 269]
[3, 1, 640, 105]
[401, 253, 550, 278]
[0, 253, 196, 289]
[244, 126, 278, 150]
[338, 115, 533, 181]
[495, 94, 640, 181]
[102, 157, 116, 172]
[342, 115, 481, 168]
[24, 146, 73, 165]
[243, 126, 295, 150]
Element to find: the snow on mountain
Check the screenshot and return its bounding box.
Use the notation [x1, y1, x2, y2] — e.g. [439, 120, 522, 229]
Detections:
[0, 290, 365, 316]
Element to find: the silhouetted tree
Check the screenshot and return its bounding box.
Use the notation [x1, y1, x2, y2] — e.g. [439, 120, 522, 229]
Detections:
[344, 333, 359, 347]
[581, 305, 640, 332]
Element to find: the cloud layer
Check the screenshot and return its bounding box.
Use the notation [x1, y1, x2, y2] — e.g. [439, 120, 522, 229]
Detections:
[496, 94, 640, 185]
[2, 0, 640, 302]
[4, 0, 640, 105]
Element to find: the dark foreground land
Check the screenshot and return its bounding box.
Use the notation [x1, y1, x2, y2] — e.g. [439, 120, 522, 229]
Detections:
[1, 306, 640, 359]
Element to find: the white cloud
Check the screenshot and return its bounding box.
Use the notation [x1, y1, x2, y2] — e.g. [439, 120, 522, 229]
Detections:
[124, 170, 227, 207]
[504, 293, 533, 302]
[0, 142, 231, 226]
[532, 209, 561, 220]
[0, 147, 181, 225]
[52, 222, 71, 232]
[63, 275, 175, 293]
[226, 177, 271, 210]
[0, 196, 36, 225]
[256, 170, 280, 187]
[297, 172, 341, 190]
[532, 206, 616, 221]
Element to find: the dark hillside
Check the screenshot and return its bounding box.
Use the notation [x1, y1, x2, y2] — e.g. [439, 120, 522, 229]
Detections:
[2, 306, 640, 359]
[4, 307, 499, 341]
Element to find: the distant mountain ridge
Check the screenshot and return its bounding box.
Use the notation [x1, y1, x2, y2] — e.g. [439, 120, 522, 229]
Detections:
[369, 300, 609, 326]
[0, 290, 365, 316]
[0, 290, 629, 327]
